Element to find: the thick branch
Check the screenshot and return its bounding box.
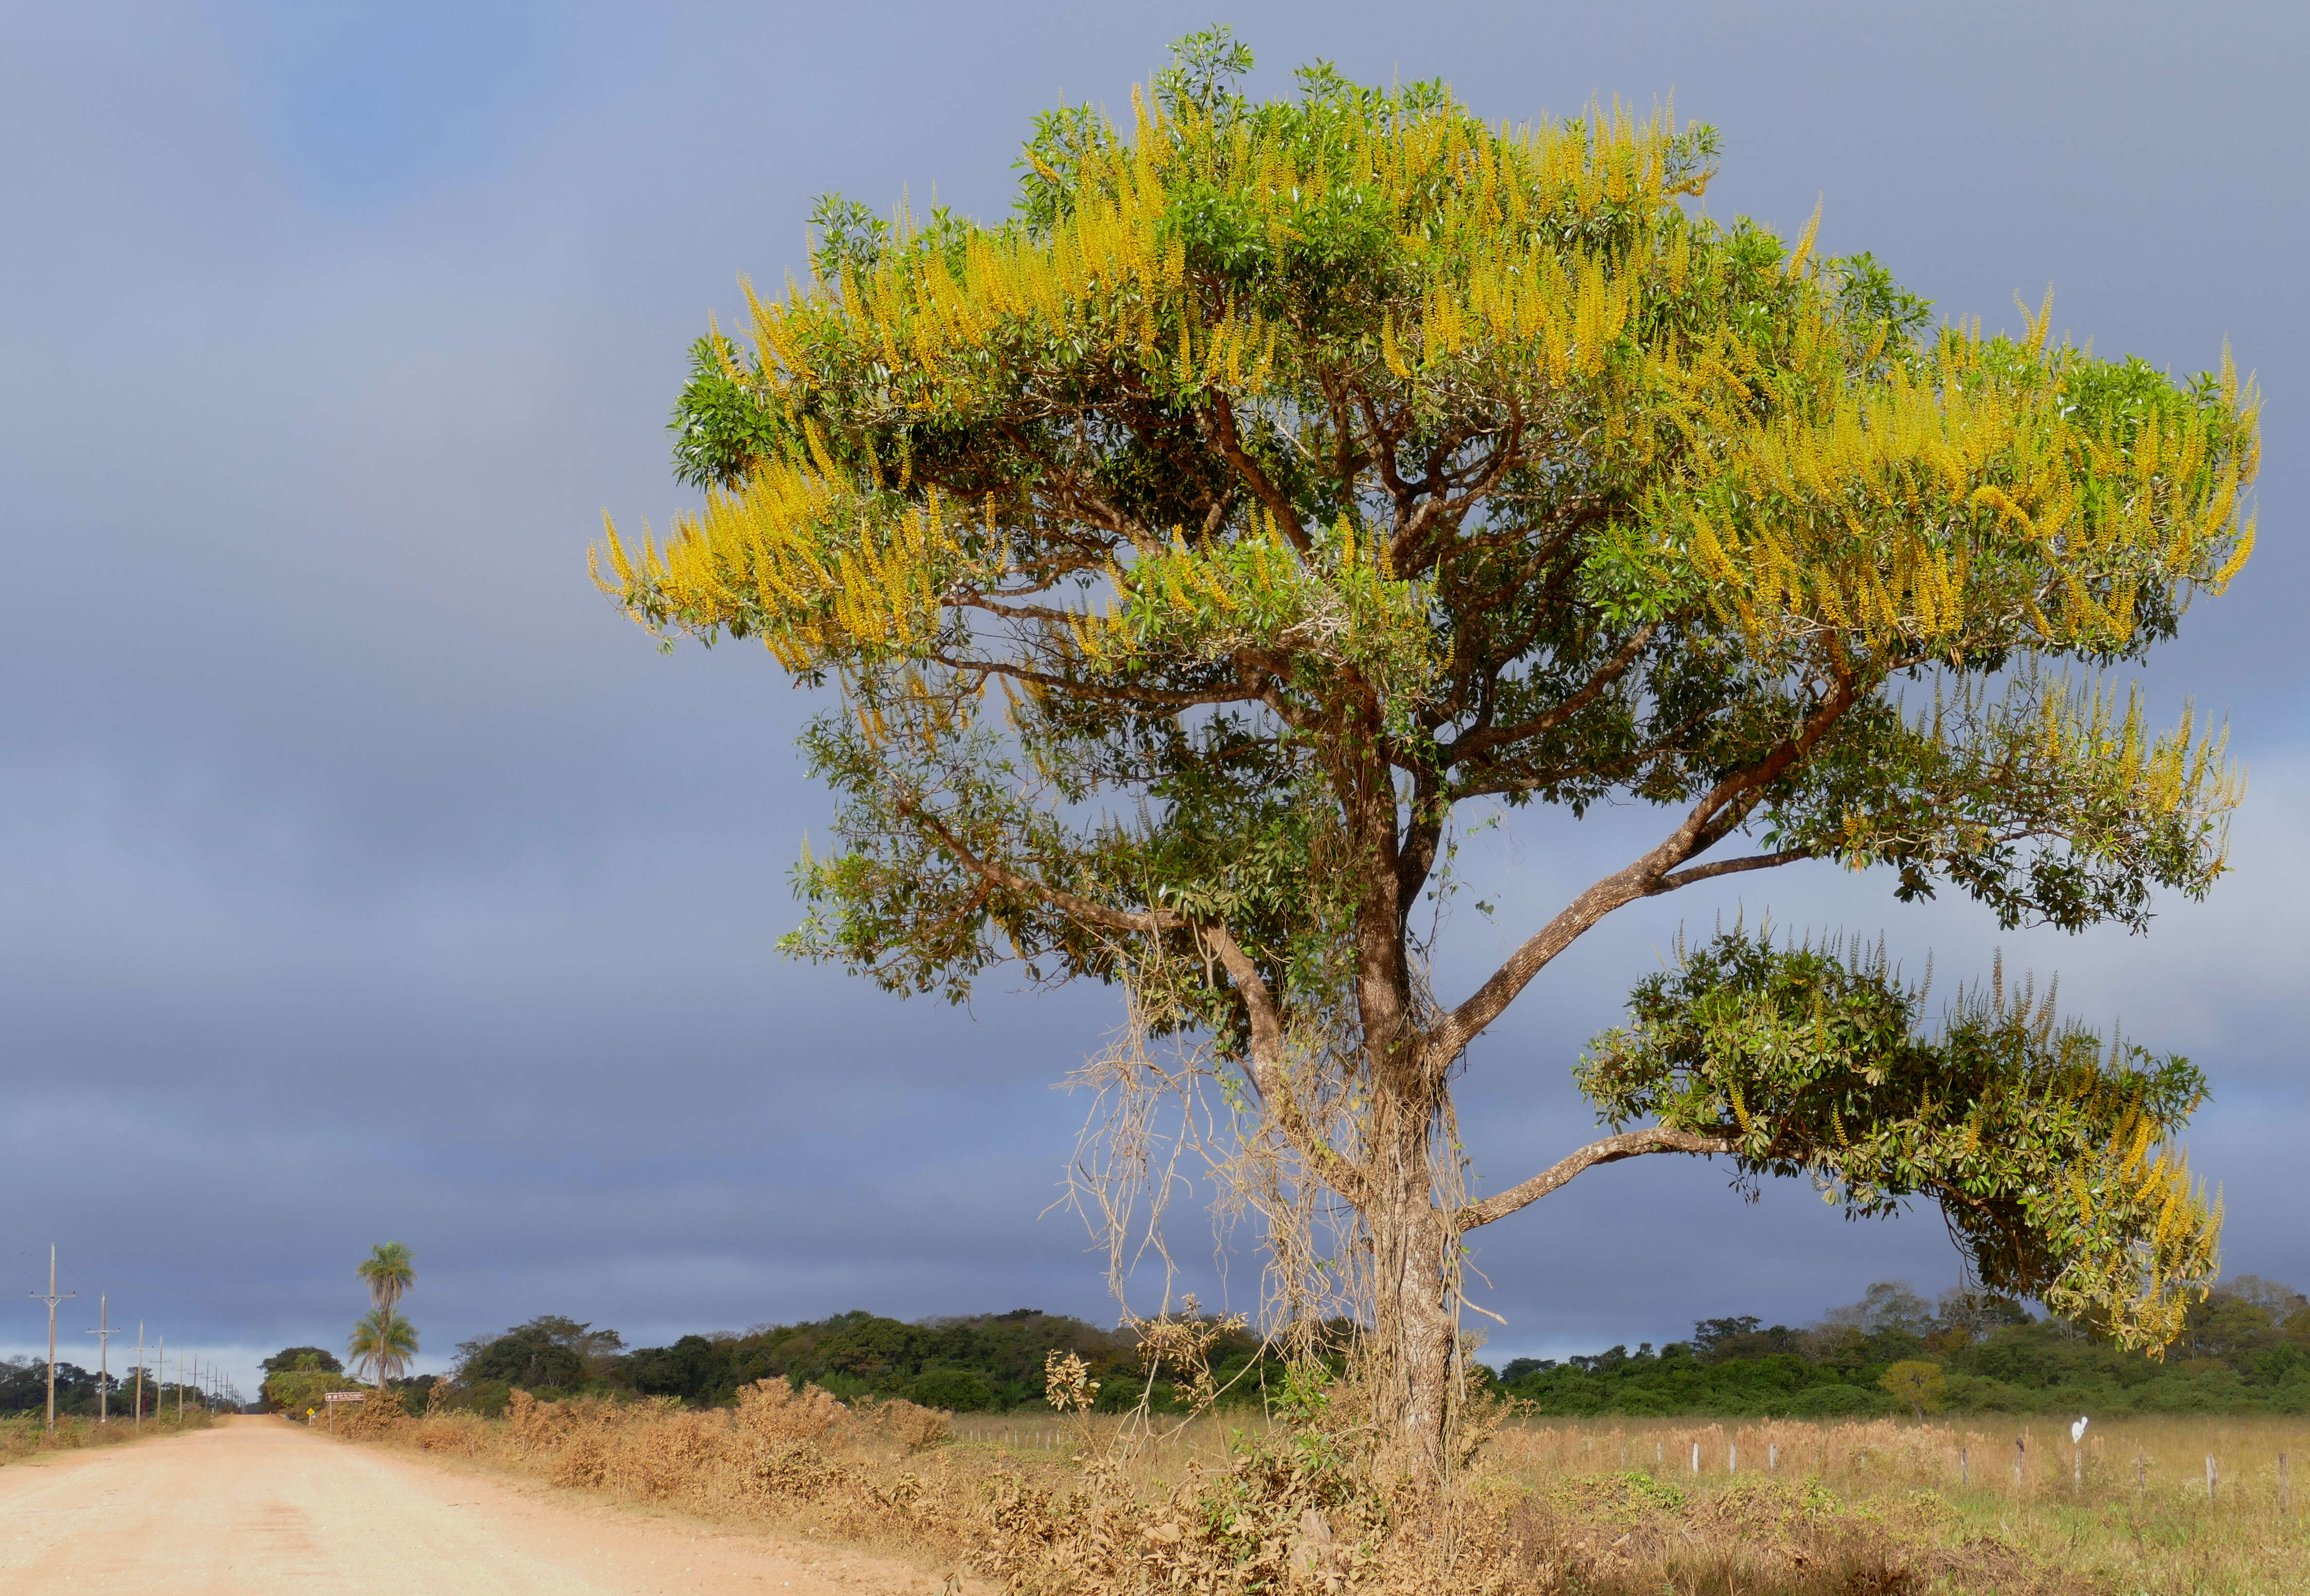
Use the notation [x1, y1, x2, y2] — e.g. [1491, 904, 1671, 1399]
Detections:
[1426, 671, 1859, 1064]
[1199, 394, 1311, 551]
[1453, 1127, 1737, 1230]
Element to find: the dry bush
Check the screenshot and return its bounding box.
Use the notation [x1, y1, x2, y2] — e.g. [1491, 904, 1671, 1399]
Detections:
[866, 1397, 955, 1453]
[0, 1409, 215, 1462]
[734, 1378, 855, 1445]
[330, 1389, 410, 1441]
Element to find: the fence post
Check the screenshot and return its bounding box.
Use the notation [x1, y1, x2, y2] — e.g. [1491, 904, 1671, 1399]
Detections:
[2013, 1437, 2024, 1490]
[2206, 1455, 2217, 1502]
[1729, 1444, 1737, 1476]
[1769, 1442, 1779, 1474]
[1691, 1441, 1700, 1475]
[1959, 1446, 1968, 1488]
[2280, 1453, 2290, 1517]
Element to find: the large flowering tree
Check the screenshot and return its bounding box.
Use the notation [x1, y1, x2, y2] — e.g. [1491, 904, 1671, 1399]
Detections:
[596, 34, 2248, 1479]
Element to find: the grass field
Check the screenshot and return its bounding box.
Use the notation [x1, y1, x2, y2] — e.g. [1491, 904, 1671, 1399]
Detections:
[1483, 1414, 2305, 1595]
[344, 1390, 2310, 1594]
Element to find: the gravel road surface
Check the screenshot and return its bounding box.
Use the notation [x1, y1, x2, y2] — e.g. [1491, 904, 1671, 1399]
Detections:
[0, 1415, 945, 1595]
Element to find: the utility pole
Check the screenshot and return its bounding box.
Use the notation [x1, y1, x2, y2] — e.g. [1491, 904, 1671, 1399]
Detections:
[86, 1295, 120, 1423]
[134, 1323, 145, 1427]
[155, 1336, 164, 1424]
[30, 1246, 76, 1434]
[176, 1351, 184, 1420]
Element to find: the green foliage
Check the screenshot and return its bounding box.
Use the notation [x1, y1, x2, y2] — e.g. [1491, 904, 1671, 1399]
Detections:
[1496, 1277, 2310, 1417]
[589, 1308, 1274, 1414]
[357, 1242, 415, 1312]
[262, 1364, 363, 1416]
[1880, 1360, 1944, 1415]
[453, 1316, 625, 1397]
[260, 1345, 343, 1377]
[1578, 928, 2220, 1347]
[0, 1359, 105, 1417]
[348, 1308, 418, 1385]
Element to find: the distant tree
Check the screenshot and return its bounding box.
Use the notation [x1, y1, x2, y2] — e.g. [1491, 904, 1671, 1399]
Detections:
[596, 30, 2248, 1480]
[2178, 1277, 2306, 1361]
[1691, 1316, 1763, 1358]
[1820, 1282, 1937, 1340]
[453, 1316, 625, 1386]
[348, 1310, 418, 1386]
[911, 1367, 997, 1410]
[1880, 1360, 1945, 1417]
[260, 1346, 344, 1378]
[1932, 1288, 2033, 1348]
[263, 1362, 362, 1416]
[461, 1329, 585, 1392]
[624, 1334, 733, 1403]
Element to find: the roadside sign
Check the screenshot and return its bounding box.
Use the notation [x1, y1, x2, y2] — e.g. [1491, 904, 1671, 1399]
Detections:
[324, 1391, 366, 1403]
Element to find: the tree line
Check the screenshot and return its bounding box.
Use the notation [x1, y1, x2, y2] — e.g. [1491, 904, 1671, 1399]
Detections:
[0, 1360, 226, 1419]
[1498, 1277, 2310, 1417]
[260, 1275, 2310, 1421]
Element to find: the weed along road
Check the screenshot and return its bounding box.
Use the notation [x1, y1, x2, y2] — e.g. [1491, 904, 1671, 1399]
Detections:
[0, 1416, 943, 1594]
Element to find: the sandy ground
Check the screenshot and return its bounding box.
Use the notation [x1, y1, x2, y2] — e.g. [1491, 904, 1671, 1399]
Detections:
[0, 1416, 954, 1595]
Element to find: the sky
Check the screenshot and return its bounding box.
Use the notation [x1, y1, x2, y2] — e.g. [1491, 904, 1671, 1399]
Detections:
[2, 0, 2304, 1400]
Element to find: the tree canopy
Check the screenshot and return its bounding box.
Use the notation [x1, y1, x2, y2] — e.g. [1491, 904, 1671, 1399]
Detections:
[595, 31, 2253, 1469]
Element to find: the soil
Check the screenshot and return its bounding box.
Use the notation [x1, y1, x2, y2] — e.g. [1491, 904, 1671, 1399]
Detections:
[0, 1415, 958, 1594]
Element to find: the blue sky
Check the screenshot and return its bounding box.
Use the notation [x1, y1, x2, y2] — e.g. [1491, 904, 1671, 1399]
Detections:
[2, 0, 2304, 1398]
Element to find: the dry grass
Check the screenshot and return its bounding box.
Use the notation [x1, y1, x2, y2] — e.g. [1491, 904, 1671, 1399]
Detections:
[0, 1409, 215, 1464]
[333, 1387, 2309, 1595]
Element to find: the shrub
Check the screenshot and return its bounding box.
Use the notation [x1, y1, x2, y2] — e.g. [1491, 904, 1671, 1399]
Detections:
[910, 1368, 996, 1412]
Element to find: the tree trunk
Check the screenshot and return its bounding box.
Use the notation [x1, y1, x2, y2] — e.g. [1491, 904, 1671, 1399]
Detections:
[1363, 1093, 1459, 1487]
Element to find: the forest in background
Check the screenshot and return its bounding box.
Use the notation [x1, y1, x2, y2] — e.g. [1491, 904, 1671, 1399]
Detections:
[261, 1275, 2310, 1421]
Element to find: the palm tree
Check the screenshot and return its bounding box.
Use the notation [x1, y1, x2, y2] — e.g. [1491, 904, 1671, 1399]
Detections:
[356, 1243, 415, 1389]
[347, 1310, 418, 1387]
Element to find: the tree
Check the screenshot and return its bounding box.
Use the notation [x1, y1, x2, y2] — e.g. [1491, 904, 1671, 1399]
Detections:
[262, 1356, 363, 1417]
[356, 1243, 416, 1389]
[260, 1345, 344, 1378]
[595, 33, 2249, 1480]
[347, 1310, 418, 1387]
[1879, 1360, 1944, 1418]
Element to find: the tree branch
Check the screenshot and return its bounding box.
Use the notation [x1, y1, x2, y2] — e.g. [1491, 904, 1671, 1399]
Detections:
[907, 808, 1183, 937]
[1199, 394, 1310, 551]
[1199, 922, 1374, 1208]
[1445, 622, 1655, 766]
[1655, 848, 1816, 890]
[913, 802, 1368, 1205]
[1424, 672, 1859, 1065]
[1453, 1127, 1737, 1230]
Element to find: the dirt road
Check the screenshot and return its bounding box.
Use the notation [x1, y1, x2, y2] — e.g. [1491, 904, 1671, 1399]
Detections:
[0, 1416, 948, 1594]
